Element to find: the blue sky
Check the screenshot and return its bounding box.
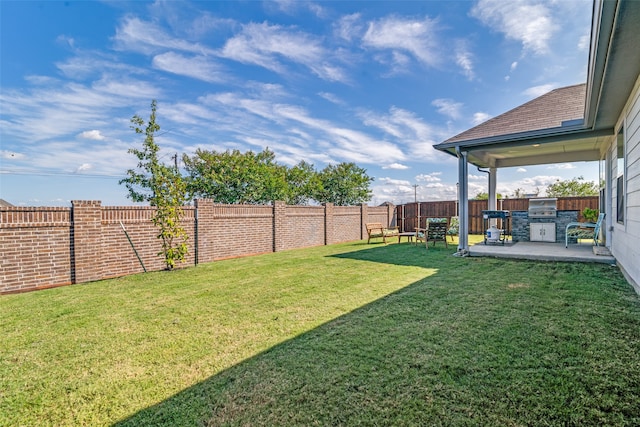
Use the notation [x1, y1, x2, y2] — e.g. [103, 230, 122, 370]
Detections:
[0, 0, 596, 207]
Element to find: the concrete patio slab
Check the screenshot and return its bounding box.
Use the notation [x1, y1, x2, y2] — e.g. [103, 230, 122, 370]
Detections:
[469, 241, 616, 265]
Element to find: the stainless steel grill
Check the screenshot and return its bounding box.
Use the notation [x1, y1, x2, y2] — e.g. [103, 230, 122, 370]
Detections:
[528, 198, 557, 218]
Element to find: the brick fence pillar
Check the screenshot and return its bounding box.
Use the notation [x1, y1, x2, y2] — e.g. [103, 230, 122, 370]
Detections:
[324, 203, 334, 245]
[360, 203, 368, 240]
[194, 199, 215, 264]
[273, 201, 286, 252]
[71, 200, 102, 284]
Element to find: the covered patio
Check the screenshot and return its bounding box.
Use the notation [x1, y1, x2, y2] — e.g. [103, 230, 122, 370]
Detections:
[434, 83, 610, 261]
[469, 240, 615, 265]
[433, 0, 640, 283]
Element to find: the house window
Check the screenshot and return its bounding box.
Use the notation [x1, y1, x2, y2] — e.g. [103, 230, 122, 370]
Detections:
[616, 127, 625, 224]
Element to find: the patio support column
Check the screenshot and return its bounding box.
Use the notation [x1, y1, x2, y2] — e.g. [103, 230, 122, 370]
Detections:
[488, 167, 498, 227]
[488, 167, 497, 211]
[456, 147, 469, 254]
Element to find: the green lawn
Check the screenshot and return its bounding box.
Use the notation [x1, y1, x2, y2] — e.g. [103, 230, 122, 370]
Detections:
[2, 239, 640, 426]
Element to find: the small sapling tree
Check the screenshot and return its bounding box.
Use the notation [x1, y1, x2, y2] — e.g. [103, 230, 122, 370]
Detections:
[120, 100, 188, 270]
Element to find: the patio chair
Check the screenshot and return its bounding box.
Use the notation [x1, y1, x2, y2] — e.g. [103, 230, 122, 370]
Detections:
[416, 218, 449, 249]
[565, 212, 605, 248]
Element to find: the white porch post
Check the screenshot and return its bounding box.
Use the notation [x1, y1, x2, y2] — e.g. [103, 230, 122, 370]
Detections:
[488, 167, 498, 227]
[604, 150, 613, 247]
[456, 147, 469, 254]
[488, 167, 497, 211]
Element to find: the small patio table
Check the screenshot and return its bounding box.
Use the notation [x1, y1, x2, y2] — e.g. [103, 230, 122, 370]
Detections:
[397, 232, 415, 243]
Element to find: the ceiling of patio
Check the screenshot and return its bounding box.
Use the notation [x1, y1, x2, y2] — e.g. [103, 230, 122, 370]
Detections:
[462, 129, 611, 169]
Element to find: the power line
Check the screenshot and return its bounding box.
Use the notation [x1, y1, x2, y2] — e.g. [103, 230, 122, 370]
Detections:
[1, 170, 126, 179]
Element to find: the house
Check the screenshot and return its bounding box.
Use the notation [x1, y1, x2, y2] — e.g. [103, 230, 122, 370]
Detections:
[435, 0, 640, 294]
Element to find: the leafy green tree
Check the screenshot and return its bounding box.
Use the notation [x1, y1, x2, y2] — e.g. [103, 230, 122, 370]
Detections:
[285, 161, 321, 205]
[120, 100, 188, 270]
[315, 162, 373, 206]
[546, 176, 598, 197]
[182, 148, 289, 204]
[473, 192, 503, 200]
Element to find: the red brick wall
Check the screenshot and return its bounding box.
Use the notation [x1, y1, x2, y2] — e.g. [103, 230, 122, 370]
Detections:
[282, 205, 325, 250]
[99, 205, 196, 277]
[333, 206, 362, 243]
[209, 203, 273, 259]
[0, 201, 393, 294]
[0, 207, 72, 293]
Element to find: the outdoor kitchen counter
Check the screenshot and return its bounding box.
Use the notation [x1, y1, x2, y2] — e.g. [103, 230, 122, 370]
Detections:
[511, 210, 579, 243]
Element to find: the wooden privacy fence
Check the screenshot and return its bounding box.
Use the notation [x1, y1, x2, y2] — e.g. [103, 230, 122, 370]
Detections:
[396, 196, 599, 234]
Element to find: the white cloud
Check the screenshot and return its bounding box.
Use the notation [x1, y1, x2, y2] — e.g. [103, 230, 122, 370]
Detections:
[318, 92, 345, 105]
[520, 175, 562, 188]
[383, 163, 409, 170]
[358, 106, 440, 160]
[522, 83, 556, 99]
[471, 0, 558, 55]
[517, 167, 527, 173]
[76, 163, 92, 173]
[1, 150, 26, 160]
[546, 163, 576, 170]
[113, 16, 216, 56]
[578, 34, 590, 51]
[455, 41, 475, 80]
[334, 13, 363, 42]
[472, 112, 491, 125]
[221, 22, 347, 82]
[469, 174, 487, 181]
[152, 52, 226, 82]
[416, 172, 441, 182]
[378, 177, 411, 186]
[432, 98, 462, 120]
[0, 76, 160, 144]
[202, 91, 406, 165]
[78, 130, 106, 141]
[510, 61, 518, 72]
[362, 15, 441, 68]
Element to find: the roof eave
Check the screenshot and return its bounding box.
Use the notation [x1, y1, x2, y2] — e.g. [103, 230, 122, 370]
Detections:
[584, 0, 618, 129]
[435, 124, 590, 153]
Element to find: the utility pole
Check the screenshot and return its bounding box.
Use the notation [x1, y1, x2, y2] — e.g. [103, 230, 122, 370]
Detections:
[412, 184, 419, 203]
[172, 153, 178, 171]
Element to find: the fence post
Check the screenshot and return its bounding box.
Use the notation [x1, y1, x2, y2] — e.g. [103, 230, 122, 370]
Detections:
[71, 200, 103, 284]
[273, 201, 286, 252]
[360, 203, 368, 240]
[324, 203, 334, 245]
[194, 199, 215, 263]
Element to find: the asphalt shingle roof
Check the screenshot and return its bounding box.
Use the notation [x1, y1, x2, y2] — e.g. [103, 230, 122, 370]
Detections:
[444, 83, 586, 144]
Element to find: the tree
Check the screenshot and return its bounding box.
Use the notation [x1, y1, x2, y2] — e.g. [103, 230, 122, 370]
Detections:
[512, 188, 526, 199]
[284, 160, 321, 205]
[546, 176, 598, 197]
[473, 191, 503, 200]
[182, 148, 289, 204]
[315, 162, 373, 206]
[120, 100, 188, 270]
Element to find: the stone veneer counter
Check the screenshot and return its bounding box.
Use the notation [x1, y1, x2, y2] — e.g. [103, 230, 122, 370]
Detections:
[511, 210, 578, 243]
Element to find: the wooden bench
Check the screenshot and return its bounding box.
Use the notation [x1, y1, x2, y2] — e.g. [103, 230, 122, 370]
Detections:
[365, 222, 399, 244]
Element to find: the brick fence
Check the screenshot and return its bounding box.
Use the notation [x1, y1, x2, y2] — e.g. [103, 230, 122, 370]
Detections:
[0, 200, 395, 294]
